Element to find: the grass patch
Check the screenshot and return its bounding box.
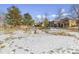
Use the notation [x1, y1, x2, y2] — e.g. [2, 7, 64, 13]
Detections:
[47, 31, 72, 36]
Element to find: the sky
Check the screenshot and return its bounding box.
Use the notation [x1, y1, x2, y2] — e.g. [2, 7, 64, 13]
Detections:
[0, 4, 72, 21]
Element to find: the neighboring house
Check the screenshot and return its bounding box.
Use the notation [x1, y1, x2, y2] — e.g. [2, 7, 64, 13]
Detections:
[49, 17, 78, 28]
[76, 20, 79, 26]
[69, 20, 77, 28]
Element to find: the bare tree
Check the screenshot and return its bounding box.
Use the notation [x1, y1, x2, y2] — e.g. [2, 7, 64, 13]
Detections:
[70, 4, 79, 30]
[70, 4, 79, 19]
[56, 8, 66, 20]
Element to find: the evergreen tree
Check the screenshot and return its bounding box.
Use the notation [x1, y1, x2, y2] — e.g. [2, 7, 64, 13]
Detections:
[6, 6, 22, 26]
[22, 13, 35, 26]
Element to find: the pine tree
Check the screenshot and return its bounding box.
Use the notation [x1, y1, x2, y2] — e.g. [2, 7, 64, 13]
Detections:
[22, 13, 35, 26]
[6, 6, 22, 26]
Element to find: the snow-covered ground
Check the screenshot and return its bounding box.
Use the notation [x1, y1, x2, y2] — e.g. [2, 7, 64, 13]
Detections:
[0, 29, 79, 54]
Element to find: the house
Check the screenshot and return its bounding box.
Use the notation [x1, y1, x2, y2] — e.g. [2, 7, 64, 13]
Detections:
[76, 20, 79, 26]
[49, 17, 77, 28]
[58, 18, 77, 28]
[69, 20, 77, 28]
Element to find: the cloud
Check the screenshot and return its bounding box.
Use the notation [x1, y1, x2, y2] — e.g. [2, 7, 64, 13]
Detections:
[51, 14, 58, 18]
[36, 15, 41, 19]
[48, 14, 58, 21]
[62, 12, 71, 17]
[62, 13, 68, 16]
[36, 14, 58, 19]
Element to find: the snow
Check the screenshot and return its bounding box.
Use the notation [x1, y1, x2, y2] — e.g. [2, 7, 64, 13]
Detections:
[0, 29, 79, 54]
